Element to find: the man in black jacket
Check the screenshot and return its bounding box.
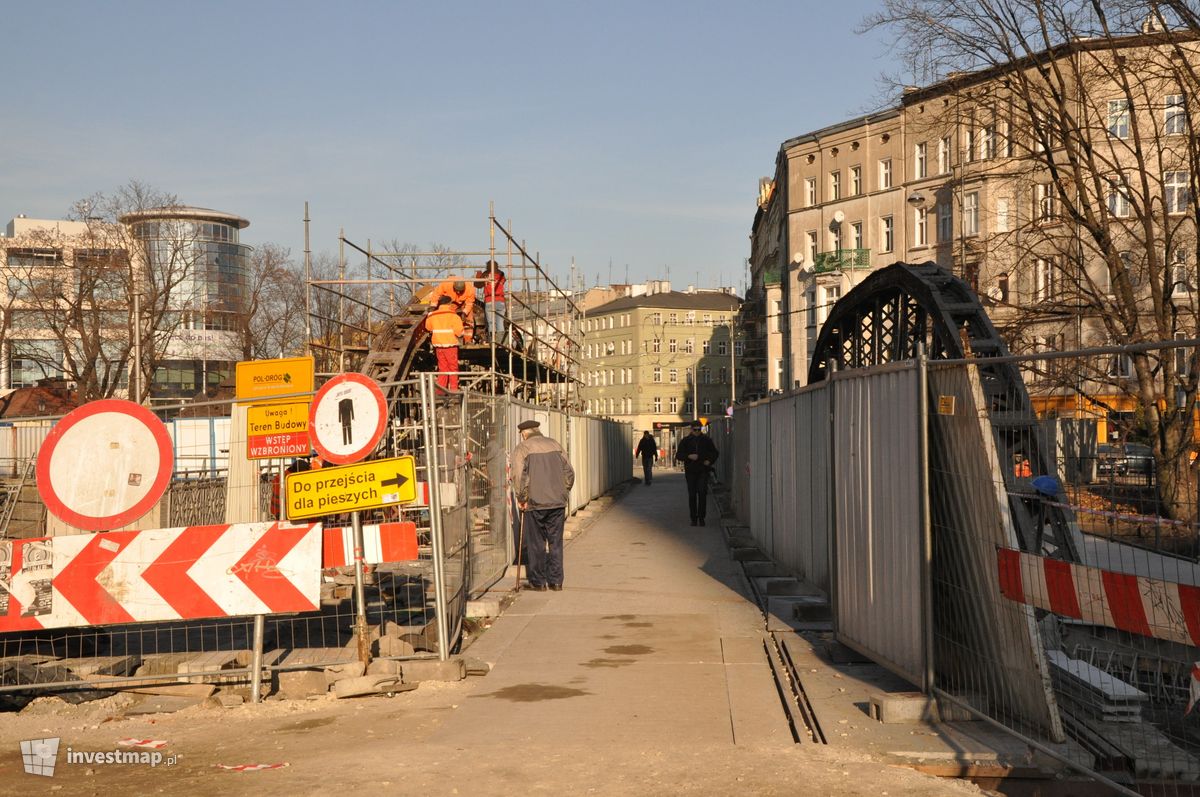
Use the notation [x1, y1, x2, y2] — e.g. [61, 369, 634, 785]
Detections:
[674, 420, 719, 526]
[635, 431, 657, 485]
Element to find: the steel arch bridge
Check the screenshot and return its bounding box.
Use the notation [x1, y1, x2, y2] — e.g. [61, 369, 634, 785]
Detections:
[807, 261, 1080, 561]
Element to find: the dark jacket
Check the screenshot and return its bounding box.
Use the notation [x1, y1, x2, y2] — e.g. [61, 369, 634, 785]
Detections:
[674, 433, 719, 474]
[511, 430, 575, 509]
[635, 436, 657, 460]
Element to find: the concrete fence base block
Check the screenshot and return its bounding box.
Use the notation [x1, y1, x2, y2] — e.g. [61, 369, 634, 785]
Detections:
[731, 547, 769, 562]
[868, 692, 940, 724]
[323, 661, 366, 685]
[467, 597, 503, 618]
[742, 561, 781, 578]
[376, 636, 417, 658]
[756, 577, 803, 596]
[278, 669, 329, 699]
[366, 659, 403, 676]
[401, 657, 466, 683]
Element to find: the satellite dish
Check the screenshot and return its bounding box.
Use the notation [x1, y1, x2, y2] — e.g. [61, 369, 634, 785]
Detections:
[831, 210, 845, 225]
[986, 286, 1003, 302]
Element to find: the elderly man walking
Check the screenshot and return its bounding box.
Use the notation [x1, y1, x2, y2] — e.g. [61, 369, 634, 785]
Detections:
[510, 419, 575, 591]
[674, 419, 719, 526]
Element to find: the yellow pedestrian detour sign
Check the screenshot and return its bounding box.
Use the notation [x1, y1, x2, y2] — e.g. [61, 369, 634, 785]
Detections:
[285, 456, 417, 520]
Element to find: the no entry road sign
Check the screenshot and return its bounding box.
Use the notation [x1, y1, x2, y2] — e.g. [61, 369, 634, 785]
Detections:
[36, 400, 174, 531]
[308, 373, 387, 464]
[285, 456, 417, 520]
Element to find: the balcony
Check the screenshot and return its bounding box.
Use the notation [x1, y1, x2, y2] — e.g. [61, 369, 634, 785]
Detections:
[812, 249, 871, 274]
[762, 267, 782, 285]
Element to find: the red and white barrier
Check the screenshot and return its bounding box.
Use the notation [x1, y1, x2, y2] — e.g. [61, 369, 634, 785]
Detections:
[0, 522, 320, 632]
[321, 522, 419, 567]
[408, 481, 459, 508]
[997, 547, 1200, 647]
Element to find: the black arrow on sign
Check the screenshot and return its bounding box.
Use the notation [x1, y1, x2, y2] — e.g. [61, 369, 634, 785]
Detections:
[381, 472, 409, 489]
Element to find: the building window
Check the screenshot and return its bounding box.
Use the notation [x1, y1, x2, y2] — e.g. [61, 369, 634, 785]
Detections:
[937, 202, 952, 242]
[1035, 183, 1056, 222]
[850, 221, 863, 250]
[702, 339, 711, 355]
[982, 124, 996, 159]
[914, 207, 928, 246]
[830, 171, 841, 201]
[1108, 99, 1130, 139]
[1165, 170, 1190, 214]
[806, 290, 817, 327]
[702, 313, 711, 325]
[819, 286, 841, 326]
[669, 396, 679, 413]
[1170, 248, 1190, 296]
[831, 224, 844, 252]
[1035, 258, 1056, 301]
[914, 142, 927, 178]
[652, 339, 661, 353]
[1166, 94, 1187, 135]
[716, 340, 727, 355]
[683, 398, 693, 415]
[649, 312, 661, 325]
[1108, 176, 1132, 218]
[938, 136, 951, 174]
[669, 368, 678, 384]
[805, 177, 816, 207]
[771, 299, 782, 333]
[880, 216, 894, 252]
[1000, 120, 1012, 157]
[719, 367, 728, 384]
[683, 338, 694, 354]
[879, 159, 893, 189]
[1110, 353, 1133, 378]
[734, 340, 745, 356]
[996, 273, 1010, 303]
[685, 311, 695, 326]
[963, 192, 979, 236]
[10, 340, 64, 388]
[653, 367, 662, 383]
[653, 396, 662, 412]
[806, 230, 818, 264]
[850, 165, 862, 196]
[965, 128, 977, 162]
[702, 399, 713, 414]
[669, 339, 677, 353]
[996, 198, 1010, 232]
[774, 359, 784, 387]
[700, 366, 711, 384]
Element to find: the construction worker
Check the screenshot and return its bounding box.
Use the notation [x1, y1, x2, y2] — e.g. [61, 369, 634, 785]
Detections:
[429, 279, 477, 341]
[425, 295, 464, 392]
[477, 262, 506, 341]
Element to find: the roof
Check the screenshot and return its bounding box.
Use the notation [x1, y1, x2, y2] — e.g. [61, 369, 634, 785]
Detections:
[588, 291, 741, 315]
[0, 384, 81, 419]
[119, 206, 250, 229]
[779, 107, 900, 153]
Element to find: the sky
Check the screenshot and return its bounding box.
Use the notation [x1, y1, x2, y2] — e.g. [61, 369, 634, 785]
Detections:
[0, 1, 903, 295]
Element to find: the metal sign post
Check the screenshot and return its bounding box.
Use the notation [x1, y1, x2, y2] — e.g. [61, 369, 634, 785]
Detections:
[419, 374, 451, 661]
[351, 511, 370, 665]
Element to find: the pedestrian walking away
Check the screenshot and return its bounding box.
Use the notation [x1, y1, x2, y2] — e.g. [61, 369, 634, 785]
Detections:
[424, 295, 465, 392]
[635, 430, 658, 485]
[674, 419, 718, 526]
[510, 419, 575, 591]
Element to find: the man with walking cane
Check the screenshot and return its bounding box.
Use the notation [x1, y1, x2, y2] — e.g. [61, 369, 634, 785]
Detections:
[510, 419, 575, 591]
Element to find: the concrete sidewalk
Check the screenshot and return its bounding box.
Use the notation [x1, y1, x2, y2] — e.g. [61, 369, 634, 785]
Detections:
[444, 470, 790, 748]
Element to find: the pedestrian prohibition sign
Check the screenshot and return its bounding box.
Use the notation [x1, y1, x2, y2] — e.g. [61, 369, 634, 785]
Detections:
[285, 456, 417, 520]
[309, 373, 387, 464]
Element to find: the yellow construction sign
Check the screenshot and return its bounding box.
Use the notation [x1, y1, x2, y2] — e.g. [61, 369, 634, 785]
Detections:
[247, 401, 311, 460]
[235, 356, 314, 402]
[285, 456, 417, 520]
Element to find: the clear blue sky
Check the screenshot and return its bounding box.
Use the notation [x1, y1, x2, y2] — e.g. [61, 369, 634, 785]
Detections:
[0, 1, 901, 294]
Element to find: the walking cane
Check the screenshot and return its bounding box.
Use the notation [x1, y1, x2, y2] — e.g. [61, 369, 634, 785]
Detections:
[514, 506, 526, 593]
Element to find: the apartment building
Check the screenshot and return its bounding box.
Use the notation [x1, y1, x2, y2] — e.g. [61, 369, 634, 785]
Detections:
[752, 30, 1200, 400]
[580, 284, 741, 434]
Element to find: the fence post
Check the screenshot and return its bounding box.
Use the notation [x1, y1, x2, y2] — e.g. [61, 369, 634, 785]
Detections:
[917, 348, 933, 695]
[250, 613, 265, 703]
[420, 374, 452, 661]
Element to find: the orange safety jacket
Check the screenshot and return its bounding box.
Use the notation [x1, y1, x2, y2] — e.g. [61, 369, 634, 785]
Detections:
[425, 305, 464, 347]
[430, 280, 476, 317]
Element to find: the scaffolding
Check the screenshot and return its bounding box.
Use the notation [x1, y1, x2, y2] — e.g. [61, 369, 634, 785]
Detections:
[304, 204, 582, 408]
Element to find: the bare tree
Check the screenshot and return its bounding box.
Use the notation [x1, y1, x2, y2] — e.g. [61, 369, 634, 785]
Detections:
[866, 1, 1200, 518]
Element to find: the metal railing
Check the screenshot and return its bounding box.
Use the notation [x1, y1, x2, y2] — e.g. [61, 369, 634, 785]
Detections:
[812, 248, 871, 273]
